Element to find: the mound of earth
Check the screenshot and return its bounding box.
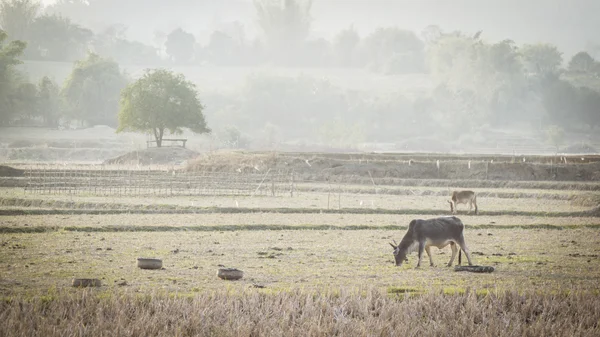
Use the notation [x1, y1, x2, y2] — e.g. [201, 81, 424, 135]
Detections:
[0, 165, 24, 177]
[185, 151, 600, 181]
[104, 147, 200, 166]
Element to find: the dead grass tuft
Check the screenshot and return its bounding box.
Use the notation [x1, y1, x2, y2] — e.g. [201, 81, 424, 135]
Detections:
[0, 288, 598, 336]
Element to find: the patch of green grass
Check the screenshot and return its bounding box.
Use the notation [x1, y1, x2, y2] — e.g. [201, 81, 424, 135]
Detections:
[387, 286, 421, 294]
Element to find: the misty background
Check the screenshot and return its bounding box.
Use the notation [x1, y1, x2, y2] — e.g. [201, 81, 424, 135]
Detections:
[2, 0, 600, 154]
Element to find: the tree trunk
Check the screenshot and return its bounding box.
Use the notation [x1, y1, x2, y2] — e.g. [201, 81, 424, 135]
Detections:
[154, 128, 164, 147]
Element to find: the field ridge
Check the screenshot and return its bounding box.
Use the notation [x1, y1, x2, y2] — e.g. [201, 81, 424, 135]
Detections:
[1, 203, 599, 218]
[2, 223, 600, 234]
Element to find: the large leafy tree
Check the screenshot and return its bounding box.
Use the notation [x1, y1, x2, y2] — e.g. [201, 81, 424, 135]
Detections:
[362, 27, 425, 74]
[254, 0, 312, 65]
[519, 43, 563, 76]
[62, 53, 128, 127]
[0, 29, 27, 125]
[164, 28, 195, 64]
[25, 14, 93, 61]
[205, 30, 241, 66]
[11, 81, 38, 123]
[0, 0, 39, 41]
[333, 26, 359, 67]
[568, 51, 596, 74]
[37, 76, 62, 127]
[117, 69, 210, 147]
[426, 33, 531, 133]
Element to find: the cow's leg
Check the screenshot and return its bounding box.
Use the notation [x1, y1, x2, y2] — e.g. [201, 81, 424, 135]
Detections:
[416, 241, 425, 268]
[447, 242, 458, 266]
[425, 244, 435, 267]
[467, 201, 472, 214]
[456, 236, 473, 266]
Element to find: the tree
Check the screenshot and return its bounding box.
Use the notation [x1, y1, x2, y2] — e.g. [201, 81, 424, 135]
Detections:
[426, 33, 531, 129]
[219, 125, 249, 149]
[0, 0, 39, 41]
[520, 43, 563, 76]
[117, 69, 210, 147]
[62, 53, 128, 127]
[568, 51, 596, 73]
[253, 0, 312, 64]
[12, 81, 38, 123]
[577, 86, 600, 129]
[0, 29, 27, 125]
[94, 25, 161, 65]
[540, 77, 578, 128]
[205, 30, 239, 65]
[333, 26, 359, 67]
[25, 14, 93, 61]
[362, 27, 425, 74]
[37, 76, 62, 127]
[164, 28, 195, 64]
[420, 25, 443, 45]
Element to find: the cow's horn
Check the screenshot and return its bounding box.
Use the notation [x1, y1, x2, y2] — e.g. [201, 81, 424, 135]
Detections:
[389, 242, 397, 249]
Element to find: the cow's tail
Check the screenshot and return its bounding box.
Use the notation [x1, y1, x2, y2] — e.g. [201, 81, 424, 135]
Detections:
[459, 249, 462, 265]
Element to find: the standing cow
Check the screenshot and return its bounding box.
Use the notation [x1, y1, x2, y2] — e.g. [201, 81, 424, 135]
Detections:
[448, 190, 478, 215]
[389, 216, 474, 268]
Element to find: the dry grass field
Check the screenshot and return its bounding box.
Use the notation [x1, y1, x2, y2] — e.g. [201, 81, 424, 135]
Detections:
[1, 156, 600, 336]
[2, 227, 600, 295]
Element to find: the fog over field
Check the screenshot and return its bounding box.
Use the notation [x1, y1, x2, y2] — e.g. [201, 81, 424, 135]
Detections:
[39, 0, 600, 57]
[3, 3, 600, 335]
[2, 0, 600, 156]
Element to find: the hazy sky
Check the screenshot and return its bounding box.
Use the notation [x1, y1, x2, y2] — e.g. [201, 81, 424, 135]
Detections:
[40, 0, 599, 57]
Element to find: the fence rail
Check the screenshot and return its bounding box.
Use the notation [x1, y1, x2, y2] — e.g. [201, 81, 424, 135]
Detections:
[24, 167, 295, 197]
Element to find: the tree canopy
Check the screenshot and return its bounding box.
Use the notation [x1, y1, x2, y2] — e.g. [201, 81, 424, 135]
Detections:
[0, 0, 39, 41]
[117, 69, 210, 147]
[61, 53, 128, 127]
[25, 14, 93, 61]
[254, 0, 312, 64]
[165, 28, 195, 64]
[0, 29, 27, 125]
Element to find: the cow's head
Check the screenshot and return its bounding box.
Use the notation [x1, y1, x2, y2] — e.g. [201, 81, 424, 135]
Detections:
[389, 240, 407, 267]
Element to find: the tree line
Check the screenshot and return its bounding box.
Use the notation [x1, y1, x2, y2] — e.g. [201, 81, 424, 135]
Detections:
[1, 0, 599, 148]
[1, 30, 211, 148]
[0, 0, 425, 72]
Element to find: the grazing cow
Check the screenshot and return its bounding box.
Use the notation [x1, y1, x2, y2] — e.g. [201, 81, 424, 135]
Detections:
[448, 190, 478, 214]
[389, 216, 473, 268]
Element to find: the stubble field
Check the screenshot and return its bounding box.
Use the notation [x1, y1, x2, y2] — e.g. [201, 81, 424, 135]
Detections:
[1, 161, 600, 336]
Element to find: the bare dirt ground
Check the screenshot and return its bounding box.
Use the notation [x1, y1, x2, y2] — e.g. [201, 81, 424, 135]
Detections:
[0, 192, 592, 214]
[1, 141, 600, 302]
[1, 213, 599, 229]
[103, 147, 201, 166]
[1, 227, 599, 296]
